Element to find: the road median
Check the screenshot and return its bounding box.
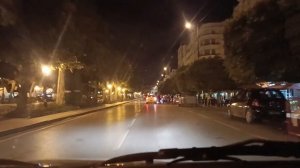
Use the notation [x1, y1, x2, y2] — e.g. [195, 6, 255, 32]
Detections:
[0, 100, 134, 137]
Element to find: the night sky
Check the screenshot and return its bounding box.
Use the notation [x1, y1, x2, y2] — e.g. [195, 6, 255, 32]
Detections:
[94, 0, 237, 87]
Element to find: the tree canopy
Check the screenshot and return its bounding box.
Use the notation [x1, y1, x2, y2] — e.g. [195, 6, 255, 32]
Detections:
[158, 58, 236, 94]
[0, 0, 133, 85]
[224, 0, 300, 84]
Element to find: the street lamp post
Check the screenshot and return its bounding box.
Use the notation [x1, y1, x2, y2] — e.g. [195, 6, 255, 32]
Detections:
[185, 21, 200, 59]
[122, 88, 126, 100]
[107, 83, 112, 103]
[41, 65, 53, 107]
[117, 86, 121, 100]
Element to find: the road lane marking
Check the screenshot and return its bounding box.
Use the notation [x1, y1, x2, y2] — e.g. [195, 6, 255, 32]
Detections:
[188, 111, 267, 139]
[0, 104, 132, 143]
[114, 130, 130, 150]
[114, 118, 137, 150]
[0, 116, 81, 143]
[129, 118, 137, 128]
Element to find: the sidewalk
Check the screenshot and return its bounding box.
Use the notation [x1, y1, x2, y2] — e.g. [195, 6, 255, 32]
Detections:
[0, 104, 17, 117]
[0, 101, 132, 137]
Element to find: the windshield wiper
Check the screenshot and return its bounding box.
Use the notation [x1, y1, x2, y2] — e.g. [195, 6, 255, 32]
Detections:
[102, 139, 300, 166]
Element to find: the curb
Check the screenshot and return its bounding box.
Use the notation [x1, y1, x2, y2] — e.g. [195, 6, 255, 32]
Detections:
[0, 100, 133, 137]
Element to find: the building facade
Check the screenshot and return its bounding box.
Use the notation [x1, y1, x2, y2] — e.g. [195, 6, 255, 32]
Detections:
[198, 22, 225, 60]
[178, 22, 225, 68]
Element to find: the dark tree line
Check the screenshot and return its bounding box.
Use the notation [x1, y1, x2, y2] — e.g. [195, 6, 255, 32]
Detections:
[159, 0, 300, 95]
[0, 0, 133, 115]
[224, 0, 300, 85]
[159, 57, 236, 94]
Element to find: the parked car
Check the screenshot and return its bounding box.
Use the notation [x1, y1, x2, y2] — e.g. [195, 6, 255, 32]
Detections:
[145, 95, 157, 104]
[228, 88, 287, 123]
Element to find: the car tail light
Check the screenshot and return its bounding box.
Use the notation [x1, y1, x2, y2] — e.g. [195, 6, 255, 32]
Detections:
[252, 99, 260, 107]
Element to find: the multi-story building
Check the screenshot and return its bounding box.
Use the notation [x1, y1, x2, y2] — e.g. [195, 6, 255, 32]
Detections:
[198, 22, 225, 59]
[178, 44, 197, 67]
[177, 21, 225, 68]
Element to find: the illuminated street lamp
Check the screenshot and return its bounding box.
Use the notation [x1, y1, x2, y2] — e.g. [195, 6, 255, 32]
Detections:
[161, 74, 164, 77]
[107, 84, 113, 89]
[163, 67, 167, 71]
[185, 21, 200, 57]
[185, 21, 192, 29]
[41, 65, 52, 76]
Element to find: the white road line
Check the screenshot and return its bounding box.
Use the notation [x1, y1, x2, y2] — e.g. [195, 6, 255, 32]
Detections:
[189, 111, 267, 139]
[0, 116, 83, 143]
[129, 118, 136, 128]
[114, 130, 130, 150]
[0, 108, 118, 143]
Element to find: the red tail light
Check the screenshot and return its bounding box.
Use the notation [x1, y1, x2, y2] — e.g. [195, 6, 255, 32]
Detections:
[252, 99, 260, 107]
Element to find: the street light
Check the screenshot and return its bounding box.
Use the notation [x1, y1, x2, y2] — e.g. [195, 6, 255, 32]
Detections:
[107, 83, 113, 102]
[185, 21, 200, 58]
[121, 88, 126, 100]
[163, 67, 167, 71]
[107, 84, 112, 89]
[161, 74, 164, 77]
[41, 65, 52, 76]
[185, 21, 192, 29]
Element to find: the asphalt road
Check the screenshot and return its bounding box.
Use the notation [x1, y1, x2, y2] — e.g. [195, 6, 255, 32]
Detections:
[0, 100, 299, 162]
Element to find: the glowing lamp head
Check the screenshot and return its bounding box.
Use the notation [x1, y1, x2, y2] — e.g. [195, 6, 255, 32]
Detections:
[185, 22, 192, 29]
[107, 84, 113, 89]
[41, 65, 52, 76]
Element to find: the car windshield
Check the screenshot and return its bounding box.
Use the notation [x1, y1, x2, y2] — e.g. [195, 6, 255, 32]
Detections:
[0, 0, 300, 165]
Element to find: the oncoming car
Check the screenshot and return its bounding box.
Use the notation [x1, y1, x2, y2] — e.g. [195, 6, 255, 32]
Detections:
[145, 95, 157, 104]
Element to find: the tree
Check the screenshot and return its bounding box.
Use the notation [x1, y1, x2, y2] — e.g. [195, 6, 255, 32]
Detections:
[224, 0, 300, 84]
[158, 78, 178, 95]
[184, 58, 236, 92]
[0, 0, 134, 116]
[158, 58, 235, 94]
